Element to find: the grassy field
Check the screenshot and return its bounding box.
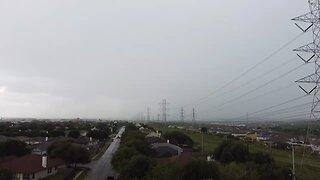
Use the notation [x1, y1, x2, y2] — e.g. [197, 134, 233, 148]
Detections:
[152, 124, 320, 180]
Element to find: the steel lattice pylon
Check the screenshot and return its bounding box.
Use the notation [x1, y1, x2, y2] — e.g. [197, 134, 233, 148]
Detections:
[293, 0, 320, 166]
[293, 0, 320, 120]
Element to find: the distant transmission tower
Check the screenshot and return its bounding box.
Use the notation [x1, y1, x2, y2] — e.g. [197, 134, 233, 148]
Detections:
[292, 0, 320, 167]
[192, 108, 196, 127]
[160, 99, 169, 122]
[147, 107, 150, 122]
[180, 107, 184, 122]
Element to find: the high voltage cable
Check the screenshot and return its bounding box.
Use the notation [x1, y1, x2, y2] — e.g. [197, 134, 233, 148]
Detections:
[195, 57, 296, 107]
[251, 102, 311, 117]
[247, 95, 309, 117]
[200, 82, 296, 115]
[260, 112, 311, 121]
[180, 32, 305, 108]
[199, 62, 308, 114]
[230, 95, 309, 121]
[253, 107, 310, 119]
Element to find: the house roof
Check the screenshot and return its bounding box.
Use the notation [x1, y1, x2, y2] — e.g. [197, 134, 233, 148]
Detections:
[1, 154, 65, 174]
[31, 142, 53, 152]
[151, 143, 183, 151]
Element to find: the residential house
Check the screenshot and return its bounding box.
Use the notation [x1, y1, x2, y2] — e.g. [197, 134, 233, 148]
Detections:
[1, 154, 65, 180]
[151, 143, 183, 158]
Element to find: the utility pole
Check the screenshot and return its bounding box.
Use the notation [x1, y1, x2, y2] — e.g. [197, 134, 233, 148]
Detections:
[192, 108, 196, 128]
[157, 113, 160, 122]
[180, 107, 184, 122]
[160, 99, 169, 123]
[292, 1, 320, 167]
[292, 145, 296, 180]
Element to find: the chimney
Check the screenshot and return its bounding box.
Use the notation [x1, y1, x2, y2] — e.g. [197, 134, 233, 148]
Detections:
[42, 153, 48, 168]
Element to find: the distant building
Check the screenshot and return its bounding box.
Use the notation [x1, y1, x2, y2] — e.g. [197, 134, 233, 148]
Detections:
[245, 132, 259, 142]
[1, 154, 65, 180]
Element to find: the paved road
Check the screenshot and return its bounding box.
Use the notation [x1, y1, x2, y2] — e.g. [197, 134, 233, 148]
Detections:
[86, 126, 125, 180]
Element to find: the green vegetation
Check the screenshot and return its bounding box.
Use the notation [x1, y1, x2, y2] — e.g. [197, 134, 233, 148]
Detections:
[0, 120, 115, 138]
[0, 168, 12, 180]
[87, 130, 109, 141]
[0, 140, 30, 157]
[152, 124, 320, 180]
[75, 168, 89, 180]
[111, 124, 154, 179]
[48, 141, 90, 167]
[68, 130, 80, 138]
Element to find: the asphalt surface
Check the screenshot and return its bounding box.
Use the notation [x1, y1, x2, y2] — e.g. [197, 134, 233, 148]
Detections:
[86, 126, 125, 180]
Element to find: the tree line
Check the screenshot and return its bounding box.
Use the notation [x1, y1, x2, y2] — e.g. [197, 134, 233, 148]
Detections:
[111, 125, 291, 180]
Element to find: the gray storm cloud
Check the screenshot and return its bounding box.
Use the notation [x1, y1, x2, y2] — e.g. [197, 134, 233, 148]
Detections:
[0, 0, 313, 120]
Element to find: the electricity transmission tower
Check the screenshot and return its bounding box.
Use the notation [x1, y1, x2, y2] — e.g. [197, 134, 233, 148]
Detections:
[180, 107, 184, 122]
[192, 108, 196, 127]
[160, 99, 169, 122]
[292, 0, 320, 167]
[147, 107, 150, 122]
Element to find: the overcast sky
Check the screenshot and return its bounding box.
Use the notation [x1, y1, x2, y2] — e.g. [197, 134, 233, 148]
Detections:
[0, 0, 315, 120]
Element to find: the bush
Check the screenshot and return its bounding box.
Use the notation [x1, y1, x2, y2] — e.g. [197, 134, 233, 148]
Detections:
[119, 155, 154, 179]
[148, 162, 183, 180]
[0, 169, 12, 180]
[182, 160, 220, 180]
[0, 140, 30, 157]
[48, 141, 90, 167]
[214, 140, 249, 163]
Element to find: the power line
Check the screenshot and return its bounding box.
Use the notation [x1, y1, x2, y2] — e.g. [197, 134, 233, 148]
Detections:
[199, 63, 308, 114]
[180, 32, 305, 108]
[199, 82, 296, 115]
[195, 57, 297, 107]
[253, 107, 310, 119]
[251, 102, 311, 117]
[248, 95, 309, 117]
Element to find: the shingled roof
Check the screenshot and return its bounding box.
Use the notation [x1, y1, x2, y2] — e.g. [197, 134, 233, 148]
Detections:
[1, 154, 65, 174]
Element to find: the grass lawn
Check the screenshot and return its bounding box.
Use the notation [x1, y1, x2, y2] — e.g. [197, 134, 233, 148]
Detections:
[40, 169, 73, 180]
[91, 142, 111, 161]
[75, 168, 89, 180]
[152, 124, 320, 180]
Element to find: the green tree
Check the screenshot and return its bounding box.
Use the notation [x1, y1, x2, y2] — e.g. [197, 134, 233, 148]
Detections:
[181, 160, 220, 180]
[0, 169, 12, 180]
[48, 141, 90, 167]
[163, 131, 194, 146]
[119, 155, 154, 180]
[87, 130, 109, 141]
[0, 140, 30, 157]
[148, 162, 183, 180]
[68, 130, 80, 138]
[214, 140, 249, 163]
